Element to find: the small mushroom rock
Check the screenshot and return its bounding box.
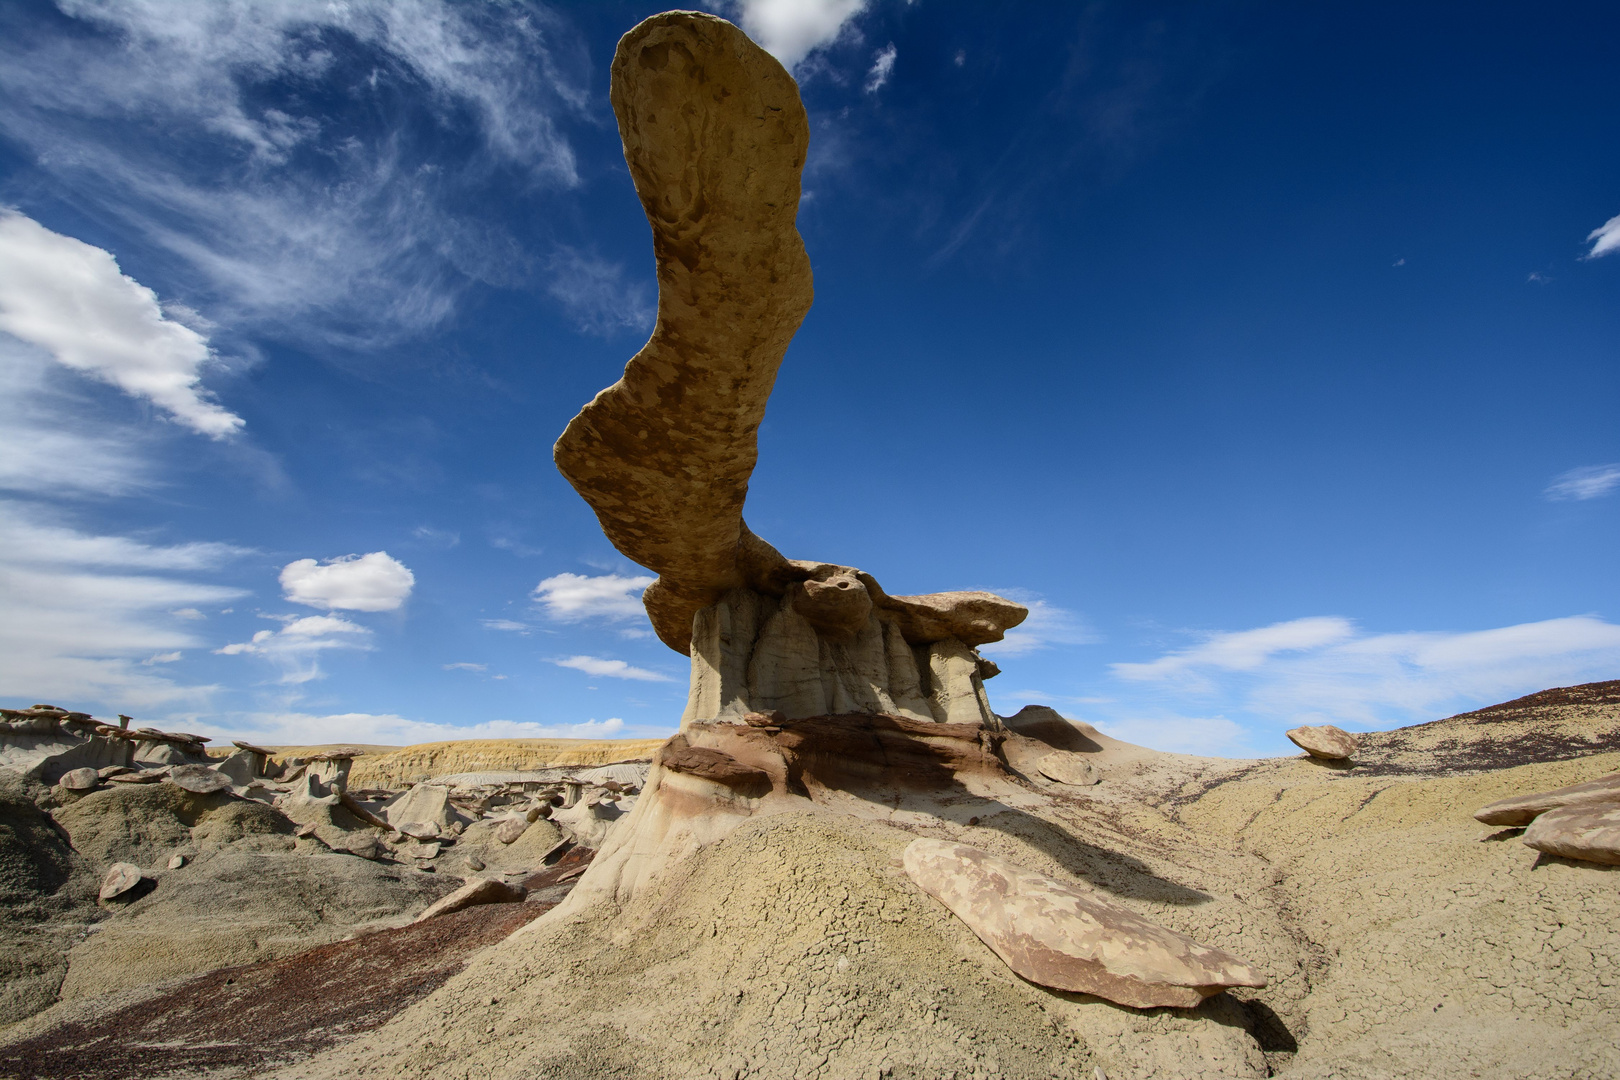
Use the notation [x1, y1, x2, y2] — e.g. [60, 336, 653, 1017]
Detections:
[58, 767, 100, 791]
[1285, 724, 1358, 760]
[902, 839, 1266, 1009]
[99, 862, 144, 902]
[168, 764, 233, 794]
[1474, 770, 1620, 827]
[1037, 752, 1100, 788]
[1522, 802, 1620, 865]
[413, 877, 528, 922]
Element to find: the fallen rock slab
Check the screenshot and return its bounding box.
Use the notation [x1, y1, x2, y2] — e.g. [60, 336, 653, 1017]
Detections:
[98, 862, 144, 902]
[1522, 802, 1620, 865]
[1286, 724, 1358, 760]
[1474, 770, 1620, 827]
[413, 877, 527, 923]
[902, 839, 1265, 1008]
[1037, 752, 1100, 787]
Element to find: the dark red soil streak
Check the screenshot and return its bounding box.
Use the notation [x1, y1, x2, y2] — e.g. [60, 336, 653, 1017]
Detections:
[0, 902, 546, 1080]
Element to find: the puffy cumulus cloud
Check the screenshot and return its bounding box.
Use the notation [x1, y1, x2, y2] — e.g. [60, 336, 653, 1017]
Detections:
[532, 572, 654, 622]
[280, 552, 415, 612]
[550, 655, 676, 683]
[200, 711, 636, 746]
[1586, 213, 1620, 259]
[1109, 614, 1620, 737]
[0, 502, 246, 709]
[730, 0, 868, 69]
[1545, 464, 1620, 502]
[215, 614, 371, 684]
[0, 212, 243, 438]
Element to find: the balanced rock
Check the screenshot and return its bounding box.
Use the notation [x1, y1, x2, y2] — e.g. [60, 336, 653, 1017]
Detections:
[98, 862, 144, 902]
[413, 877, 527, 922]
[1286, 724, 1358, 760]
[902, 839, 1266, 1008]
[1474, 770, 1620, 827]
[168, 764, 232, 794]
[1522, 802, 1620, 865]
[1037, 752, 1100, 788]
[58, 767, 99, 791]
[494, 816, 530, 845]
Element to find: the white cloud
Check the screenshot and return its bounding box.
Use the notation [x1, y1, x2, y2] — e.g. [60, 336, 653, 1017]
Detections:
[0, 212, 243, 437]
[864, 43, 896, 93]
[443, 661, 487, 672]
[731, 0, 868, 69]
[0, 0, 595, 344]
[550, 655, 676, 683]
[215, 613, 371, 684]
[1114, 616, 1355, 681]
[1585, 212, 1620, 259]
[190, 711, 634, 747]
[978, 594, 1097, 659]
[0, 501, 246, 709]
[544, 246, 654, 336]
[1545, 463, 1620, 502]
[280, 552, 415, 612]
[482, 618, 531, 634]
[533, 572, 654, 622]
[1110, 614, 1620, 734]
[410, 525, 460, 549]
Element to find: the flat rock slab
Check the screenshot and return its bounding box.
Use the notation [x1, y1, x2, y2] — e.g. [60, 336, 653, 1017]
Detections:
[1523, 802, 1620, 865]
[58, 767, 99, 791]
[903, 839, 1265, 1009]
[1475, 770, 1620, 827]
[414, 877, 527, 922]
[1286, 724, 1358, 760]
[168, 764, 232, 794]
[99, 862, 144, 901]
[1037, 752, 1100, 787]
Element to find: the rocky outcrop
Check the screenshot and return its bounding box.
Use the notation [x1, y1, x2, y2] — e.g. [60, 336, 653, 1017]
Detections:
[414, 878, 528, 923]
[1286, 724, 1358, 760]
[1037, 751, 1101, 787]
[902, 839, 1266, 1008]
[1474, 770, 1620, 827]
[551, 12, 1026, 664]
[1521, 801, 1620, 864]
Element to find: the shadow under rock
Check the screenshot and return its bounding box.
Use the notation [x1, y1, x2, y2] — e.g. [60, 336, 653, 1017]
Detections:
[776, 714, 1212, 907]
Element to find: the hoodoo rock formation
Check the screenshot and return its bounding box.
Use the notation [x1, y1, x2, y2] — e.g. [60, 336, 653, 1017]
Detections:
[545, 8, 1264, 1015]
[552, 11, 1027, 735]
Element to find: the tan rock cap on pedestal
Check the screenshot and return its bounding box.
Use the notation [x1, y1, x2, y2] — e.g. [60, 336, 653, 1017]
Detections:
[1286, 724, 1358, 760]
[902, 839, 1265, 1008]
[1521, 802, 1620, 865]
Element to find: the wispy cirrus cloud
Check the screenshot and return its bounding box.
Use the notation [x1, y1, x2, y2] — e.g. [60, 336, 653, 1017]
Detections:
[0, 502, 247, 709]
[0, 0, 639, 346]
[549, 655, 676, 683]
[1107, 614, 1620, 741]
[185, 710, 632, 747]
[1545, 464, 1620, 502]
[978, 592, 1097, 659]
[1585, 212, 1620, 259]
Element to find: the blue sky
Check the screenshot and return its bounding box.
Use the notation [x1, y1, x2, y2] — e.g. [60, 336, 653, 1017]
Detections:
[1, 0, 1617, 755]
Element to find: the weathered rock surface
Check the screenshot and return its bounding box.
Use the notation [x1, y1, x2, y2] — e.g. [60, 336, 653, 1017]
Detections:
[413, 877, 527, 922]
[1037, 751, 1101, 787]
[902, 839, 1265, 1008]
[1286, 724, 1358, 760]
[386, 783, 460, 832]
[57, 767, 99, 791]
[97, 862, 143, 901]
[1521, 801, 1620, 864]
[1473, 769, 1620, 826]
[168, 764, 232, 794]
